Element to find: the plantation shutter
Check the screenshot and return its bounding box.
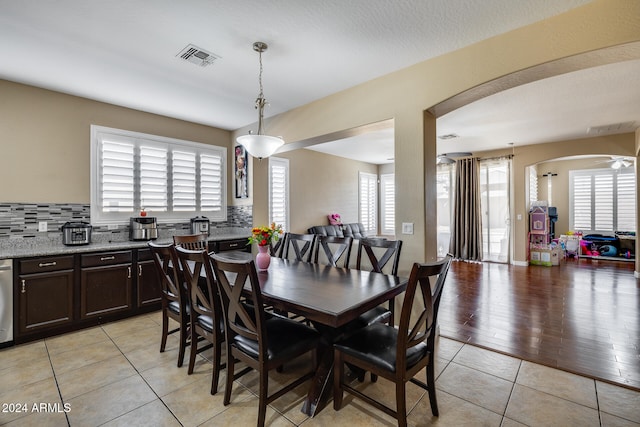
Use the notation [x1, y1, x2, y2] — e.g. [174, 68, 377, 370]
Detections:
[269, 157, 289, 231]
[139, 143, 168, 212]
[359, 172, 378, 234]
[172, 150, 197, 211]
[200, 154, 223, 212]
[380, 173, 395, 235]
[100, 139, 135, 213]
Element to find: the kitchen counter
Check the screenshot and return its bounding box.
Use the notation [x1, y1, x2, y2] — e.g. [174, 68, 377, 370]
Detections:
[0, 229, 251, 259]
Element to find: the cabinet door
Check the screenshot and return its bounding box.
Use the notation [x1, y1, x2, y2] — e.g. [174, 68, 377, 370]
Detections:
[18, 270, 74, 335]
[80, 264, 132, 319]
[137, 259, 161, 308]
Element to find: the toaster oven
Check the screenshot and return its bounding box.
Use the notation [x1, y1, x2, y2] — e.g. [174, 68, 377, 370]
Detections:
[61, 221, 92, 245]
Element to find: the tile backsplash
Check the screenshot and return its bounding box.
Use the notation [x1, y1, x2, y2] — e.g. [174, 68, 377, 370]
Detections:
[0, 203, 252, 239]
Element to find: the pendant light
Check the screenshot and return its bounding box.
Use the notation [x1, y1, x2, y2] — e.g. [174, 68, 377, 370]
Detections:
[236, 42, 284, 160]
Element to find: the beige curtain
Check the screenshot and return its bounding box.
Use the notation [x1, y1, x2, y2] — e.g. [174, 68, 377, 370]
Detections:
[450, 157, 483, 261]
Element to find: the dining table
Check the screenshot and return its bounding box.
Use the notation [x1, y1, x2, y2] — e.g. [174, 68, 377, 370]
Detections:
[212, 250, 408, 417]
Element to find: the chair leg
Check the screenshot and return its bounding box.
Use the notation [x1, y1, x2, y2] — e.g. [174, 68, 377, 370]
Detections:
[426, 361, 439, 416]
[211, 341, 222, 395]
[333, 349, 344, 410]
[223, 348, 234, 406]
[257, 367, 269, 427]
[187, 326, 198, 375]
[160, 310, 168, 353]
[396, 381, 407, 427]
[177, 320, 187, 367]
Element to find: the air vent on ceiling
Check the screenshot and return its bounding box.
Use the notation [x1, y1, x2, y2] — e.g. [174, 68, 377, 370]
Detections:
[438, 133, 459, 140]
[176, 44, 220, 67]
[587, 121, 636, 135]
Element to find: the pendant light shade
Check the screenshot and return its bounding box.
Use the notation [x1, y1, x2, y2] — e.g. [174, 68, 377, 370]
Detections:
[236, 42, 284, 160]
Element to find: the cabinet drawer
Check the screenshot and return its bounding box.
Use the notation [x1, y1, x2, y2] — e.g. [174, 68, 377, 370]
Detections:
[217, 238, 249, 252]
[81, 251, 132, 267]
[137, 248, 153, 261]
[20, 256, 74, 274]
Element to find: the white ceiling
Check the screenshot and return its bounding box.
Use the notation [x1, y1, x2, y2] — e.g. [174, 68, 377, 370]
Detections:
[2, 0, 633, 165]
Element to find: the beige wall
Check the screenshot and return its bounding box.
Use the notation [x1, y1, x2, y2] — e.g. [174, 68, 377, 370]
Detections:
[236, 0, 640, 274]
[268, 149, 378, 233]
[0, 80, 232, 204]
[2, 1, 639, 275]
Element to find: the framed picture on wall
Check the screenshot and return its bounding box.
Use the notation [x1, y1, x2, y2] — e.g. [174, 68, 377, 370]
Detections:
[235, 145, 249, 198]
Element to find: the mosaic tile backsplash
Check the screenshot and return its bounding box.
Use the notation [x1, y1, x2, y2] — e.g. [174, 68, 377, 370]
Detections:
[0, 203, 253, 239]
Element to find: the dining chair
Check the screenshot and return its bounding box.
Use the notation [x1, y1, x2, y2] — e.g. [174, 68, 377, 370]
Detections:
[174, 246, 225, 395]
[355, 238, 403, 326]
[282, 232, 317, 262]
[269, 237, 284, 257]
[148, 241, 190, 368]
[313, 235, 353, 268]
[210, 254, 321, 427]
[173, 233, 209, 251]
[333, 255, 453, 427]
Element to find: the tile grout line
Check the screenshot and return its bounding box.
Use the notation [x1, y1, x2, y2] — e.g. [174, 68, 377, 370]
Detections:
[43, 339, 72, 427]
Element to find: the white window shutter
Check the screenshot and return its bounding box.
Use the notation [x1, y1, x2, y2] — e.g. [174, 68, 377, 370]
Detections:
[200, 154, 223, 212]
[380, 173, 395, 235]
[172, 150, 197, 212]
[100, 139, 135, 213]
[269, 157, 289, 231]
[359, 172, 378, 234]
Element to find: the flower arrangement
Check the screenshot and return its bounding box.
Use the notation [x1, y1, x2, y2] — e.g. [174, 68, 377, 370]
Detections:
[248, 223, 284, 247]
[328, 213, 342, 225]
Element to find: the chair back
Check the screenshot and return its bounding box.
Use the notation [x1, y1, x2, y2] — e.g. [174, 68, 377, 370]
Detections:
[148, 241, 184, 307]
[282, 233, 317, 262]
[396, 255, 452, 371]
[269, 238, 284, 258]
[314, 235, 353, 268]
[210, 255, 267, 356]
[356, 238, 403, 275]
[174, 246, 221, 326]
[174, 234, 209, 251]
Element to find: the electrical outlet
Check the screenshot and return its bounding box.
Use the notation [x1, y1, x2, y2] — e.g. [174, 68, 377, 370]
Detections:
[402, 222, 414, 235]
[38, 221, 48, 232]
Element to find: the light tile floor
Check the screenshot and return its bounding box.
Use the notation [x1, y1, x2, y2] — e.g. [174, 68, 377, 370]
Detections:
[1, 312, 639, 426]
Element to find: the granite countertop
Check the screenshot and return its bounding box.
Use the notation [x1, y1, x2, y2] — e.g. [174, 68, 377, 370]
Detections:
[0, 228, 251, 259]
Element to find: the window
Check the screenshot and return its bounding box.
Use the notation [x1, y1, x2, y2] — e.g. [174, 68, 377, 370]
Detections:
[359, 172, 378, 234]
[529, 166, 538, 209]
[569, 167, 636, 233]
[380, 173, 395, 235]
[269, 157, 289, 231]
[91, 125, 226, 224]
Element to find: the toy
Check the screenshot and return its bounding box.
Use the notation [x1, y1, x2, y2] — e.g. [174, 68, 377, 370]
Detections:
[328, 213, 342, 225]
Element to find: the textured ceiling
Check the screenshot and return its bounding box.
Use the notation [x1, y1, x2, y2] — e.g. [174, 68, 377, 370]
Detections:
[2, 0, 631, 164]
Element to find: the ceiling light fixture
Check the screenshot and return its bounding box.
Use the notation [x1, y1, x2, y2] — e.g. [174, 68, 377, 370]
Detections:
[236, 42, 284, 160]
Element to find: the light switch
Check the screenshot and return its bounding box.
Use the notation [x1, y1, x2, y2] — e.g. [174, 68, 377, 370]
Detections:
[38, 221, 47, 232]
[402, 222, 414, 234]
[517, 214, 522, 220]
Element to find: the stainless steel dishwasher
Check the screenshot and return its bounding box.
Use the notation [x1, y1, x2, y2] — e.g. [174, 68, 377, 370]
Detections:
[0, 259, 13, 344]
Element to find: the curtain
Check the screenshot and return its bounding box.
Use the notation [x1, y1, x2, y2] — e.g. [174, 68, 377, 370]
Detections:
[450, 157, 483, 261]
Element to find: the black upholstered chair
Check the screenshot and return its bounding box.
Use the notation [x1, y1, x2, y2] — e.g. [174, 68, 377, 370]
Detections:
[282, 232, 317, 262]
[210, 254, 320, 427]
[333, 255, 453, 427]
[174, 246, 225, 395]
[313, 235, 353, 268]
[173, 233, 209, 251]
[148, 241, 189, 368]
[355, 238, 403, 326]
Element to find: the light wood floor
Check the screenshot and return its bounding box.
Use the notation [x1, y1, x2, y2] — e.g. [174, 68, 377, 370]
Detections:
[438, 256, 640, 391]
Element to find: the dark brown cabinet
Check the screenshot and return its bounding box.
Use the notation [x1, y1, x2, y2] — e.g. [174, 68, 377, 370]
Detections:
[136, 248, 161, 309]
[80, 251, 132, 319]
[17, 256, 74, 336]
[212, 237, 251, 253]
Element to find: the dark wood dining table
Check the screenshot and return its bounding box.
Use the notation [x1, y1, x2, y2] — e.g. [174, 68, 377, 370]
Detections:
[212, 251, 408, 416]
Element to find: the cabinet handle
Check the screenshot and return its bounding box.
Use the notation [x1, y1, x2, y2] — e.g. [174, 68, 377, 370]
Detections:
[21, 279, 26, 293]
[100, 256, 115, 261]
[127, 266, 131, 279]
[229, 243, 238, 247]
[138, 265, 142, 276]
[38, 261, 57, 268]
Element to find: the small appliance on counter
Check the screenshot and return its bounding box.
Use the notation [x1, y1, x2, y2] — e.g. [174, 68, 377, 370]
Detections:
[61, 221, 92, 245]
[190, 216, 210, 236]
[129, 217, 158, 241]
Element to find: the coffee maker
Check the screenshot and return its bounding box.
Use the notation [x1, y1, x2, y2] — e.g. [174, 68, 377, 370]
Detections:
[129, 217, 158, 241]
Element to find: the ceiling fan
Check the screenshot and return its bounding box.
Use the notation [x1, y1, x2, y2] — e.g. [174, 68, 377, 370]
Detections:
[595, 156, 634, 169]
[436, 152, 472, 164]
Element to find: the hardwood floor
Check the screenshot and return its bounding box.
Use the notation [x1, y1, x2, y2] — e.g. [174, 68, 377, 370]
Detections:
[438, 256, 640, 391]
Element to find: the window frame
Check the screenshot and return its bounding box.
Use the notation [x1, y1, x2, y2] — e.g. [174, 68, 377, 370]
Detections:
[359, 171, 378, 235]
[569, 167, 636, 233]
[269, 157, 290, 232]
[90, 125, 227, 225]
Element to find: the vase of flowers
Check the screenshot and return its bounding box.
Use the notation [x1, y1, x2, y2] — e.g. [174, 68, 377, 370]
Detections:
[248, 223, 283, 271]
